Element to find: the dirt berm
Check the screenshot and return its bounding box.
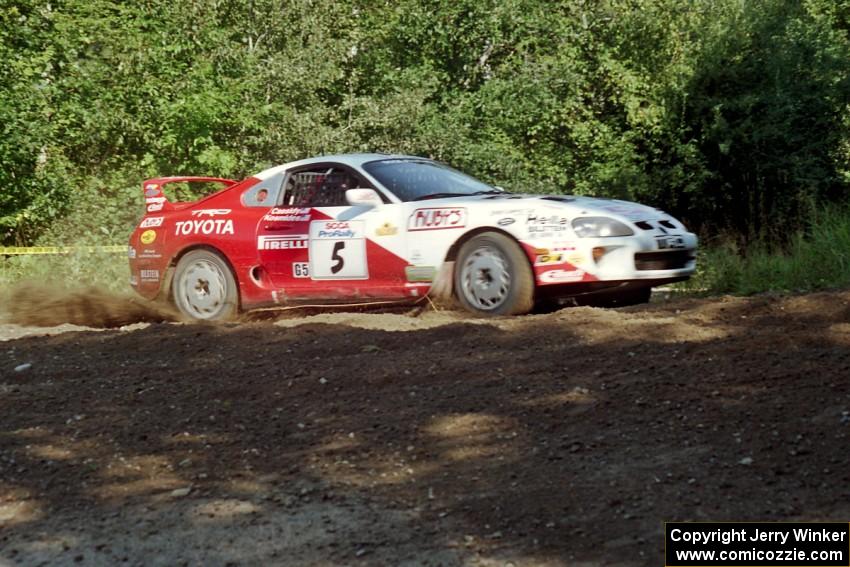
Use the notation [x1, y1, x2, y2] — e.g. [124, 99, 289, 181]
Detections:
[1, 289, 850, 566]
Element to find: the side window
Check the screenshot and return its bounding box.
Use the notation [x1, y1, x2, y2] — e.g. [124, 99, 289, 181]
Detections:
[242, 174, 284, 207]
[281, 167, 369, 207]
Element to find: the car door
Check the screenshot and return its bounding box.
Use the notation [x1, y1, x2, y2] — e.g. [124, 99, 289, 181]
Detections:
[256, 163, 409, 300]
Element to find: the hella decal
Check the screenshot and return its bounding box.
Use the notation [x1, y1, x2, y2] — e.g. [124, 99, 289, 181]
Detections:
[175, 219, 235, 236]
[539, 269, 585, 283]
[258, 235, 309, 250]
[408, 208, 467, 231]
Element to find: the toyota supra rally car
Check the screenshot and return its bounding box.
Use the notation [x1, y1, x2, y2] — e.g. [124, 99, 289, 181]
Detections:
[129, 153, 697, 320]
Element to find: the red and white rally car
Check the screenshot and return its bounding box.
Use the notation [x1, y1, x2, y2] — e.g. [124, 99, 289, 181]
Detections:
[129, 154, 697, 320]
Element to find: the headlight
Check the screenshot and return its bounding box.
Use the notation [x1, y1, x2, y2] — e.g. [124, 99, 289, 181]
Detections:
[571, 217, 634, 238]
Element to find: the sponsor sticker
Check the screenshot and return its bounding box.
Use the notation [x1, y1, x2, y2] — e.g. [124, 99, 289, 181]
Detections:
[310, 220, 364, 240]
[539, 269, 585, 283]
[147, 202, 164, 212]
[566, 252, 585, 265]
[129, 274, 138, 286]
[127, 247, 136, 259]
[497, 218, 516, 226]
[375, 222, 398, 236]
[408, 208, 467, 231]
[175, 219, 234, 236]
[526, 212, 569, 234]
[263, 207, 311, 222]
[140, 269, 160, 281]
[144, 184, 160, 197]
[535, 253, 563, 265]
[140, 230, 157, 245]
[405, 266, 436, 282]
[292, 262, 310, 278]
[191, 209, 231, 217]
[140, 216, 164, 228]
[258, 235, 309, 250]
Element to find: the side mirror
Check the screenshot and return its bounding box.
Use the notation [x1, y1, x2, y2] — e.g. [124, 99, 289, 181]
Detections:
[346, 188, 383, 208]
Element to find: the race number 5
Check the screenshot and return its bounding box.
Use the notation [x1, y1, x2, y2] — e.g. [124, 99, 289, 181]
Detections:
[331, 241, 345, 274]
[308, 220, 368, 279]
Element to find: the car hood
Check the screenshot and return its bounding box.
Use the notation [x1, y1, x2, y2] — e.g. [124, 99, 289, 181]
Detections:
[415, 193, 669, 222]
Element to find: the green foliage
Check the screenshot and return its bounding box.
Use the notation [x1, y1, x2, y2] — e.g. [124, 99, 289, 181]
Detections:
[1, 0, 849, 249]
[679, 204, 850, 295]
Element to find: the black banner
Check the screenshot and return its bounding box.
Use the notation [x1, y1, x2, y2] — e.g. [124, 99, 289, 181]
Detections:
[665, 522, 850, 566]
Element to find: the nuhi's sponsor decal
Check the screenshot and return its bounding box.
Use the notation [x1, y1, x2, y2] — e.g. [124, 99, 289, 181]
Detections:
[258, 235, 309, 250]
[539, 269, 585, 283]
[264, 208, 311, 222]
[140, 230, 157, 245]
[310, 220, 364, 240]
[140, 216, 164, 228]
[140, 269, 160, 281]
[191, 209, 231, 217]
[408, 208, 467, 231]
[175, 219, 235, 236]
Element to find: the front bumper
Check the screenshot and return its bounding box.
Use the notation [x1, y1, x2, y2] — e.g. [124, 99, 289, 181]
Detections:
[531, 231, 698, 285]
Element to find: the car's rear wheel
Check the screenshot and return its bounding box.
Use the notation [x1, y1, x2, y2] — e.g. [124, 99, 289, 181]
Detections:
[173, 249, 239, 321]
[454, 232, 534, 316]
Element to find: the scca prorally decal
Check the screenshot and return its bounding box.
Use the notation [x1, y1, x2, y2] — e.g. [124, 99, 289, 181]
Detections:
[408, 208, 467, 231]
[175, 219, 235, 236]
[539, 269, 585, 283]
[191, 209, 231, 217]
[140, 216, 164, 228]
[258, 235, 309, 250]
[264, 207, 310, 222]
[310, 220, 364, 240]
[140, 269, 160, 281]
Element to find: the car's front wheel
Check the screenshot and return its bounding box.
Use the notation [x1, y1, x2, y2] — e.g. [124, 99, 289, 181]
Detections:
[454, 232, 535, 316]
[173, 249, 239, 321]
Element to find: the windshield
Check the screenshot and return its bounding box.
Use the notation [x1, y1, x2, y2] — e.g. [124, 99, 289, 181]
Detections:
[362, 159, 499, 201]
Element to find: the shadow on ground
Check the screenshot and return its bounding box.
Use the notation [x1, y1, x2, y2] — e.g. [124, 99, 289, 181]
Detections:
[2, 291, 850, 565]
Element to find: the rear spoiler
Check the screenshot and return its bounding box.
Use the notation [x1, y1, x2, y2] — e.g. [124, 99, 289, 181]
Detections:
[143, 176, 238, 213]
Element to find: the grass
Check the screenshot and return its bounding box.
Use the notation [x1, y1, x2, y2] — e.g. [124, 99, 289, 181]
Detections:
[676, 205, 850, 295]
[0, 248, 130, 295]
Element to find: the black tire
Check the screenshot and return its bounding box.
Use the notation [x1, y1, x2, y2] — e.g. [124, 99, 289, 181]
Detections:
[453, 232, 535, 316]
[172, 249, 239, 321]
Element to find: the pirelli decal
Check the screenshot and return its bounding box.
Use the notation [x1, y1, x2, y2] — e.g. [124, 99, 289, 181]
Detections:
[257, 235, 309, 250]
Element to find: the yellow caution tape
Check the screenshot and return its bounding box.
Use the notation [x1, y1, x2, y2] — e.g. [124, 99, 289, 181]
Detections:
[0, 245, 127, 255]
